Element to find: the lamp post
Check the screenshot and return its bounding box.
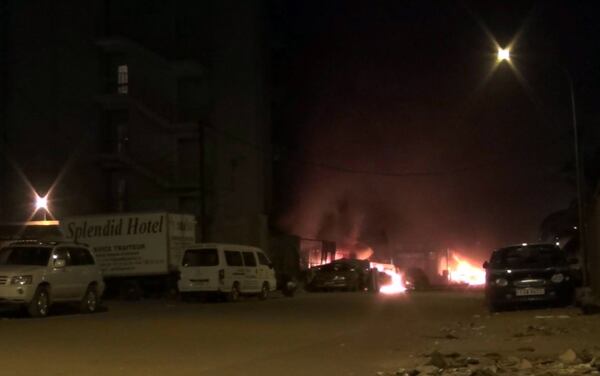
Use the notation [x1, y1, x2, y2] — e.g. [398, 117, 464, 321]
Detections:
[497, 47, 588, 286]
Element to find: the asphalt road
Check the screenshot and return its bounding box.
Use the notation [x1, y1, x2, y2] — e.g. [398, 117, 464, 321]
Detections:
[0, 290, 596, 376]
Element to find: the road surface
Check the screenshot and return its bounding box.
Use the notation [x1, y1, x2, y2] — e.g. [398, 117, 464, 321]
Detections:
[0, 291, 597, 376]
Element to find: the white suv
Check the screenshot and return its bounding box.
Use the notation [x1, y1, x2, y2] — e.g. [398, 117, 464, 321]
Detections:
[0, 240, 105, 317]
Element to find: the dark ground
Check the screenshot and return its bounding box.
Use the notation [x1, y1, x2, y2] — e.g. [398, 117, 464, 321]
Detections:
[0, 291, 597, 376]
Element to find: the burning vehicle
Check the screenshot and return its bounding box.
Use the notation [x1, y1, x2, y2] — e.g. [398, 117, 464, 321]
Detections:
[300, 238, 491, 295]
[483, 243, 577, 311]
[306, 259, 370, 292]
[395, 249, 486, 288]
[305, 258, 407, 294]
[403, 267, 430, 290]
[300, 238, 407, 294]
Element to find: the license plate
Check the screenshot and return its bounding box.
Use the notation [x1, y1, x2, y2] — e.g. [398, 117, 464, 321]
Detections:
[516, 287, 545, 296]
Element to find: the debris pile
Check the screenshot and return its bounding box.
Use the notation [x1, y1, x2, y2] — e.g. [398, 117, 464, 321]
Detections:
[380, 348, 600, 376]
[513, 325, 569, 338]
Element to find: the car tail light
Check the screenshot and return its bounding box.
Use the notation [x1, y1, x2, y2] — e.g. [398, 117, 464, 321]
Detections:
[219, 269, 225, 283]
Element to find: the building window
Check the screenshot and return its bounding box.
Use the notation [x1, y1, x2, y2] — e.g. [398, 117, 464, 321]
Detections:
[117, 64, 128, 95]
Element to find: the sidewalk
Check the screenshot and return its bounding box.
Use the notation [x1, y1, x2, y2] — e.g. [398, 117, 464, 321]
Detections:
[378, 306, 600, 375]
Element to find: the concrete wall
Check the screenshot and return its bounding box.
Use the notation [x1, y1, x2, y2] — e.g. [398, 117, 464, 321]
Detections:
[205, 0, 271, 245]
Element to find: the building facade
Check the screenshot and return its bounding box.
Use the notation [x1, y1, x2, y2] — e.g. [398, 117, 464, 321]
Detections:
[0, 0, 271, 248]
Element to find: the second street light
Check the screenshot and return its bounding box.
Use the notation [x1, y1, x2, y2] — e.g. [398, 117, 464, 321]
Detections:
[496, 46, 588, 287]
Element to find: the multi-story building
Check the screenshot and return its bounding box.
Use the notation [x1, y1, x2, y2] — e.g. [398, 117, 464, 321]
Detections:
[0, 0, 272, 249]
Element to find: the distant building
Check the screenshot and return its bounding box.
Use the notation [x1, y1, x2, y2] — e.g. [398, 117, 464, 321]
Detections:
[0, 0, 272, 249]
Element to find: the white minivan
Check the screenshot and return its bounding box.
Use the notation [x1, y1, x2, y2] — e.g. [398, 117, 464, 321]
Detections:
[177, 243, 277, 301]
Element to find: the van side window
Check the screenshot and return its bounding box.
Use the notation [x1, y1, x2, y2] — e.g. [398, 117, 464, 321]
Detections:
[257, 252, 271, 266]
[182, 249, 218, 266]
[242, 251, 257, 267]
[225, 251, 243, 266]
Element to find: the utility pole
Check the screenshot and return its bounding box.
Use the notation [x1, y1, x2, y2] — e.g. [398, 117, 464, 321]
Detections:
[0, 1, 10, 221]
[496, 48, 589, 287]
[198, 122, 206, 241]
[566, 72, 589, 287]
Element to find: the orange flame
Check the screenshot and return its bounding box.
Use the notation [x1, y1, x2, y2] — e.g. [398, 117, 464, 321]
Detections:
[370, 262, 407, 294]
[440, 251, 485, 286]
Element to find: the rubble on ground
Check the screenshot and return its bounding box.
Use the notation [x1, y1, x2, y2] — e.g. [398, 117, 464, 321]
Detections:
[379, 348, 600, 376]
[513, 324, 569, 337]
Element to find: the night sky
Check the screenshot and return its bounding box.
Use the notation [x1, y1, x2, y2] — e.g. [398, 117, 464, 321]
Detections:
[271, 1, 600, 260]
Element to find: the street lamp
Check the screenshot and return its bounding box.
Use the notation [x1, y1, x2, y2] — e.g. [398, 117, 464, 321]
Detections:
[34, 194, 50, 221]
[35, 195, 48, 212]
[497, 47, 510, 62]
[497, 47, 588, 286]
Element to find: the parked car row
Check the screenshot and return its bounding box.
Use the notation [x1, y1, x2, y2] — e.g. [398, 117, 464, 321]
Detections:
[0, 239, 283, 317]
[1, 239, 580, 317]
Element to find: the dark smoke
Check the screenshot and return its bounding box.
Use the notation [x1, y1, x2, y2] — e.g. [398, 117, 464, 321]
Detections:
[276, 1, 573, 261]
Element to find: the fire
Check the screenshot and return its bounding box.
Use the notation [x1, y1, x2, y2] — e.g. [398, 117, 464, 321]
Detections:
[303, 242, 407, 294]
[370, 262, 407, 294]
[441, 251, 485, 286]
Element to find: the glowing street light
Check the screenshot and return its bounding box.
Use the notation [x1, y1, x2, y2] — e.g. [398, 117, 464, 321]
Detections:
[497, 47, 510, 62]
[35, 195, 48, 211]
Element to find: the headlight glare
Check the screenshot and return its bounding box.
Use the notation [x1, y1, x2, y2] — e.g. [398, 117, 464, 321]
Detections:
[10, 275, 33, 285]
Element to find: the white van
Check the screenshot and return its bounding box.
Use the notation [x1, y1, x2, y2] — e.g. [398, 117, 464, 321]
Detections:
[177, 243, 277, 301]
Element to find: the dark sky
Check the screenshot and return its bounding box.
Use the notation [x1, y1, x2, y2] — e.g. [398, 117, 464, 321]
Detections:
[271, 1, 600, 260]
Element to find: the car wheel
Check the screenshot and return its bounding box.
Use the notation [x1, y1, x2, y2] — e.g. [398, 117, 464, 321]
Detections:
[227, 283, 240, 302]
[283, 280, 297, 297]
[28, 286, 50, 318]
[259, 282, 269, 300]
[80, 285, 99, 313]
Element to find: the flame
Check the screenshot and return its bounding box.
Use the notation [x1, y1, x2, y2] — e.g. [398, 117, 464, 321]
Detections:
[304, 246, 407, 294]
[370, 262, 407, 294]
[440, 251, 485, 286]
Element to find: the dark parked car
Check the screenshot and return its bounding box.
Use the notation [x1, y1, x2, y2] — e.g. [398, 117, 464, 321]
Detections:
[483, 243, 576, 311]
[306, 261, 363, 292]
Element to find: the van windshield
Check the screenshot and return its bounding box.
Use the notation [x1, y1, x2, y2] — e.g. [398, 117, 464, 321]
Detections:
[182, 249, 218, 267]
[0, 246, 52, 266]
